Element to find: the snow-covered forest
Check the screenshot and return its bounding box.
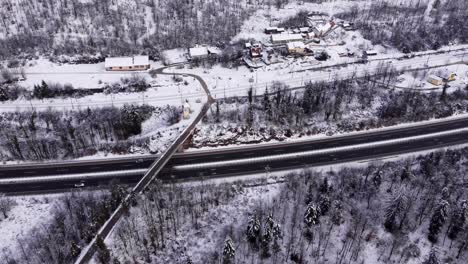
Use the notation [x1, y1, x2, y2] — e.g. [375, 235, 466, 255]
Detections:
[192, 68, 468, 148]
[0, 0, 290, 60]
[78, 147, 468, 263]
[5, 147, 468, 263]
[0, 104, 182, 161]
[335, 0, 468, 53]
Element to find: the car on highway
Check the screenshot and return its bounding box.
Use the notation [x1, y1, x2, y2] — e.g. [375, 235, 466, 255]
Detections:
[136, 158, 144, 163]
[74, 182, 85, 188]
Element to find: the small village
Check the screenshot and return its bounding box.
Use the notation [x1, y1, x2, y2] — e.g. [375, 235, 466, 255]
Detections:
[103, 11, 465, 91]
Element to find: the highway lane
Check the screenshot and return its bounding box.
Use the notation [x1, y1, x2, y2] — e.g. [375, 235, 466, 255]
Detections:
[2, 127, 467, 193]
[1, 116, 468, 178]
[165, 130, 468, 181]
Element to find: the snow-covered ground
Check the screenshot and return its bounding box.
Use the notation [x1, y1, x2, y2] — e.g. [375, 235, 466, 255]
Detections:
[0, 62, 206, 112]
[169, 49, 466, 100]
[102, 143, 468, 263]
[0, 195, 57, 258]
[395, 64, 468, 91]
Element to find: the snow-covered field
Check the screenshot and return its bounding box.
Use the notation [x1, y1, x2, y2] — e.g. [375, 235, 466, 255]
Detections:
[395, 64, 468, 91]
[0, 195, 57, 258]
[169, 49, 466, 100]
[0, 60, 206, 112]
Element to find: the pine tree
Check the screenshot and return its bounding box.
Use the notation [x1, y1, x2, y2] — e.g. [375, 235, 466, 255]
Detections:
[304, 183, 315, 205]
[263, 88, 272, 120]
[318, 194, 331, 216]
[248, 87, 253, 105]
[319, 177, 330, 194]
[428, 200, 449, 243]
[261, 228, 272, 258]
[215, 101, 220, 123]
[304, 203, 321, 227]
[96, 235, 111, 264]
[222, 237, 235, 264]
[331, 200, 343, 225]
[423, 249, 440, 264]
[384, 189, 409, 232]
[448, 200, 467, 241]
[246, 213, 261, 246]
[70, 241, 82, 258]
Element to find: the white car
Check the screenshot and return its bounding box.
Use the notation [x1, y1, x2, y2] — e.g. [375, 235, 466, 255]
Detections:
[74, 182, 85, 188]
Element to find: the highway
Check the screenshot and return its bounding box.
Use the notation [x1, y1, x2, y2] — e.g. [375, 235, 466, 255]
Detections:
[1, 115, 468, 193]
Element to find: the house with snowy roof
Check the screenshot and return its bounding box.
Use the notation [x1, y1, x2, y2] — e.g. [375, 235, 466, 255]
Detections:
[105, 56, 150, 71]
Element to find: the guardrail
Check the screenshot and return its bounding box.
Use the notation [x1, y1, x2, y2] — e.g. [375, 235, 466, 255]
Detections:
[74, 102, 211, 264]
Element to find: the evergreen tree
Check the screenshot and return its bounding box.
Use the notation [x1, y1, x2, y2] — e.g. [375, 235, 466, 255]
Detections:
[248, 87, 253, 105]
[304, 203, 321, 227]
[448, 200, 467, 241]
[246, 213, 261, 246]
[261, 228, 272, 258]
[384, 189, 409, 232]
[70, 241, 81, 258]
[302, 84, 314, 114]
[304, 184, 314, 205]
[215, 101, 220, 123]
[428, 200, 449, 243]
[222, 237, 235, 264]
[319, 177, 331, 194]
[263, 88, 272, 120]
[96, 235, 111, 264]
[423, 249, 440, 264]
[318, 194, 331, 216]
[331, 200, 343, 225]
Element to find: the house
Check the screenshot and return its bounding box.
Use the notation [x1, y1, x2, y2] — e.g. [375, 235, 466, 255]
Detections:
[427, 75, 443, 86]
[265, 27, 278, 34]
[250, 43, 263, 58]
[105, 56, 150, 71]
[271, 34, 303, 44]
[287, 41, 306, 54]
[365, 50, 378, 56]
[299, 27, 310, 33]
[207, 47, 222, 56]
[188, 46, 209, 59]
[265, 27, 285, 34]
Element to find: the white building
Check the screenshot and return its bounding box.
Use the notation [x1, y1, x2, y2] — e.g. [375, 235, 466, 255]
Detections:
[189, 46, 209, 59]
[427, 75, 443, 86]
[271, 34, 303, 44]
[287, 41, 306, 54]
[105, 55, 150, 71]
[365, 50, 378, 56]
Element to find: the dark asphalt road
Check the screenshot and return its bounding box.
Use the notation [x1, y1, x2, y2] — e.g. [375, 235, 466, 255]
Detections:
[1, 116, 467, 179]
[1, 119, 468, 193]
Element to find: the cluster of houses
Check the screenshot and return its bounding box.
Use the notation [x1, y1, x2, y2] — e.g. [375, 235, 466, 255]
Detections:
[268, 21, 337, 45]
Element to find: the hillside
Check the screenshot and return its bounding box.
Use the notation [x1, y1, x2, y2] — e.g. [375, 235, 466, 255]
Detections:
[0, 0, 288, 60]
